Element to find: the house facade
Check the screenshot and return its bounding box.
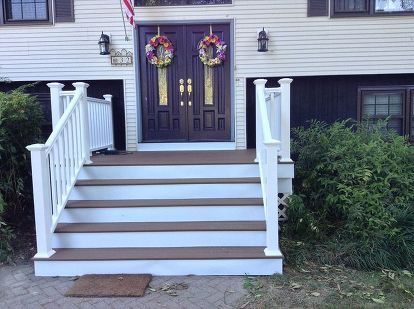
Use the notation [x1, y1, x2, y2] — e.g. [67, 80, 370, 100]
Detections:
[1, 0, 413, 149]
[1, 0, 414, 276]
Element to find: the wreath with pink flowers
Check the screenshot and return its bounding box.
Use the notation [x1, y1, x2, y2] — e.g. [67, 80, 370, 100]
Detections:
[198, 34, 227, 68]
[145, 35, 174, 68]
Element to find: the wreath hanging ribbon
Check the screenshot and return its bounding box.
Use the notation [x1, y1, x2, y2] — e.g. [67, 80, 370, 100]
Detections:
[198, 34, 227, 67]
[145, 34, 174, 106]
[145, 35, 174, 68]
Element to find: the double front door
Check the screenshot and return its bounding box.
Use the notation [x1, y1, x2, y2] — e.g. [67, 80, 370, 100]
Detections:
[138, 24, 231, 142]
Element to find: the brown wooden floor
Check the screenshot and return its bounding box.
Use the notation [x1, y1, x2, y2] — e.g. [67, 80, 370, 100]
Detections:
[90, 150, 256, 166]
[35, 246, 281, 261]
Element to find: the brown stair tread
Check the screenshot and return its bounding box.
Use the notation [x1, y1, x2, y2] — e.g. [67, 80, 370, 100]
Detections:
[89, 150, 257, 166]
[76, 178, 261, 186]
[34, 246, 282, 261]
[66, 198, 264, 208]
[55, 221, 266, 233]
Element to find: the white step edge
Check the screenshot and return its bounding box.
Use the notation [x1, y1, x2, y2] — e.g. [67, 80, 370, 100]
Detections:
[34, 259, 282, 276]
[69, 183, 263, 200]
[59, 206, 265, 223]
[79, 164, 260, 180]
[51, 231, 266, 248]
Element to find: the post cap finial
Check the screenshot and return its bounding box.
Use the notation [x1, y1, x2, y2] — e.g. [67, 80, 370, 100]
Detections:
[72, 82, 90, 90]
[278, 78, 293, 85]
[47, 82, 65, 89]
[253, 79, 268, 86]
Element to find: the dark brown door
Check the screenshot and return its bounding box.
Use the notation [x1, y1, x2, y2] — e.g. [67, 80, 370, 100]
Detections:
[138, 24, 231, 142]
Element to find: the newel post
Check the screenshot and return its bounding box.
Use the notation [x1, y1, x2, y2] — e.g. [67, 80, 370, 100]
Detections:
[103, 94, 115, 150]
[73, 82, 92, 164]
[26, 144, 56, 258]
[47, 83, 65, 129]
[264, 142, 281, 257]
[253, 79, 268, 162]
[278, 78, 293, 162]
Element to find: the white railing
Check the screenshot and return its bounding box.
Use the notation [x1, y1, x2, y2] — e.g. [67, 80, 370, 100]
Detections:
[27, 82, 114, 258]
[254, 78, 292, 257]
[88, 95, 114, 151]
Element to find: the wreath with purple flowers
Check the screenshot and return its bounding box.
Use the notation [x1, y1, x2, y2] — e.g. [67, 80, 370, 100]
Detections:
[198, 34, 227, 67]
[145, 35, 174, 68]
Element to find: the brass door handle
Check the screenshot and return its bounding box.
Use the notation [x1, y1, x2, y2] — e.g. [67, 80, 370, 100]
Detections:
[187, 78, 192, 106]
[179, 79, 185, 106]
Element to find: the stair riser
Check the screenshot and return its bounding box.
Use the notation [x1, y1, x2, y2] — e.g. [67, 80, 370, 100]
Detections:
[52, 231, 266, 248]
[34, 259, 283, 276]
[79, 164, 260, 180]
[69, 183, 263, 200]
[59, 206, 265, 223]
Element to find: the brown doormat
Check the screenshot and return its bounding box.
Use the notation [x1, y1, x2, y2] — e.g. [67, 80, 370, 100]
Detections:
[65, 274, 152, 297]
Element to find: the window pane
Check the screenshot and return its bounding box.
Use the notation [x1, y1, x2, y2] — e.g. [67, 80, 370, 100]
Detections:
[375, 0, 414, 12]
[335, 0, 368, 12]
[5, 0, 48, 21]
[136, 0, 231, 5]
[362, 91, 404, 135]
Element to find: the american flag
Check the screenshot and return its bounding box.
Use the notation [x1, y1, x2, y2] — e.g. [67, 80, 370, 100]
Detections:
[122, 0, 136, 28]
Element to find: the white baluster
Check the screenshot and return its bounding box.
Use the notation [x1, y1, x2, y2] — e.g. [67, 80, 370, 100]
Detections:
[73, 82, 92, 164]
[26, 144, 56, 258]
[47, 83, 64, 129]
[279, 78, 293, 163]
[103, 94, 115, 150]
[254, 79, 267, 162]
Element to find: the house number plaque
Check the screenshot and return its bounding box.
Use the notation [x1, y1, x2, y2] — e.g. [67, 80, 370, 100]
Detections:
[110, 49, 133, 66]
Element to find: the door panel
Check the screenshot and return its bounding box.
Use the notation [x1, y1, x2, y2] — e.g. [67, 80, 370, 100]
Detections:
[139, 25, 187, 142]
[186, 24, 231, 141]
[139, 24, 231, 142]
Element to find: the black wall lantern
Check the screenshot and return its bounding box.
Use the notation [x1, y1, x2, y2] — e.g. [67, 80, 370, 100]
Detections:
[98, 32, 110, 55]
[257, 28, 269, 52]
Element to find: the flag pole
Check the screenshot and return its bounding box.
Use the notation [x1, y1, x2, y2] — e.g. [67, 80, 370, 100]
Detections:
[120, 0, 129, 41]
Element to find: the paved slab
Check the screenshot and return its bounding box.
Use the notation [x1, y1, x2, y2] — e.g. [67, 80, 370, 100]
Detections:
[0, 263, 247, 309]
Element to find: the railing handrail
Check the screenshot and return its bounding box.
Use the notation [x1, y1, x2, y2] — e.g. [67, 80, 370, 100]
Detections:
[254, 77, 292, 259]
[27, 82, 115, 259]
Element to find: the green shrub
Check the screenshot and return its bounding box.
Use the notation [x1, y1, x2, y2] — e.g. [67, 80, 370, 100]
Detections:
[288, 120, 414, 270]
[0, 87, 43, 262]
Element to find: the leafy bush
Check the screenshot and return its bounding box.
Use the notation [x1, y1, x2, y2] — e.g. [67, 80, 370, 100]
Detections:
[0, 87, 43, 262]
[286, 120, 414, 270]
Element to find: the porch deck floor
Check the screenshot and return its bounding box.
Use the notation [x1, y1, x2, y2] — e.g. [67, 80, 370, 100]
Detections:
[90, 149, 256, 166]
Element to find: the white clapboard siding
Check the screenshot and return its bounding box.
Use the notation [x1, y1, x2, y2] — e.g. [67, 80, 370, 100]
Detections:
[1, 0, 414, 150]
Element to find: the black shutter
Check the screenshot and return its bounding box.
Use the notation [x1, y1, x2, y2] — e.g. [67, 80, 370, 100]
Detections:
[54, 0, 74, 22]
[308, 0, 329, 16]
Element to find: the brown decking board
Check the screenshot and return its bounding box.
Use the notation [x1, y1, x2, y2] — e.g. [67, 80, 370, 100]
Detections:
[75, 177, 260, 186]
[55, 221, 266, 233]
[66, 198, 264, 208]
[35, 246, 282, 261]
[89, 150, 257, 166]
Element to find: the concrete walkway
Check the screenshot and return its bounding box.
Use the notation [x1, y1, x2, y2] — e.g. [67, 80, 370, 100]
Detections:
[1, 264, 248, 309]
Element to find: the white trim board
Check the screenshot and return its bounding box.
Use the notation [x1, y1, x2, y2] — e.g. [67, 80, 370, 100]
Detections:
[137, 142, 237, 151]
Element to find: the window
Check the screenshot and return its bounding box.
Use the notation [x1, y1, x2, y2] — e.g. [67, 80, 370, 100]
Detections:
[375, 0, 414, 12]
[4, 0, 48, 21]
[331, 0, 414, 16]
[135, 0, 231, 6]
[359, 86, 414, 141]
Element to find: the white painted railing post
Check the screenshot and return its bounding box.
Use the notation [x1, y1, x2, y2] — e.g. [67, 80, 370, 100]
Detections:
[47, 82, 65, 129]
[26, 144, 56, 259]
[254, 79, 267, 162]
[264, 143, 280, 256]
[103, 94, 115, 150]
[73, 82, 92, 164]
[279, 78, 293, 162]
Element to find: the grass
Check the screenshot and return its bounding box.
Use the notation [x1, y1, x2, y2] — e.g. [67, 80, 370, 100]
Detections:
[241, 264, 414, 308]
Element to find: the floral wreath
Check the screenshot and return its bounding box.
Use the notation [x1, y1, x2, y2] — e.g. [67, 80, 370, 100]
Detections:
[145, 35, 174, 68]
[198, 34, 227, 67]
